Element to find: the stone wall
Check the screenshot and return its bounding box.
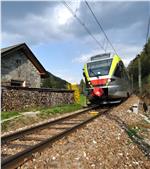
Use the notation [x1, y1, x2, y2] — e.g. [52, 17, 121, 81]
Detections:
[1, 86, 74, 111]
[2, 50, 41, 88]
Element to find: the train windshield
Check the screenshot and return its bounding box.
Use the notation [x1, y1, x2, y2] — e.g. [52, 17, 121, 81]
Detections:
[87, 59, 112, 77]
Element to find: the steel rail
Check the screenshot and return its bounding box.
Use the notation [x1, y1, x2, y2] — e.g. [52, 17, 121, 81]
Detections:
[2, 105, 98, 144]
[2, 109, 109, 169]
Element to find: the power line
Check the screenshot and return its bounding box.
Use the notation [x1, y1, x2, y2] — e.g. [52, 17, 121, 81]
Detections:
[85, 0, 118, 55]
[62, 1, 106, 52]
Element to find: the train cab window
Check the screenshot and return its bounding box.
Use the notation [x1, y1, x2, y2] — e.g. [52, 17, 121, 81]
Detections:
[87, 58, 112, 77]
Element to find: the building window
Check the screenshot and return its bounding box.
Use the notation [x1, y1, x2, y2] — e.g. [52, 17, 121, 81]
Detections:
[16, 59, 21, 77]
[11, 80, 23, 87]
[16, 59, 21, 67]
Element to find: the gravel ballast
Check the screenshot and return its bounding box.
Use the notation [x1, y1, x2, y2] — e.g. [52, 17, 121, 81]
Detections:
[10, 96, 150, 168]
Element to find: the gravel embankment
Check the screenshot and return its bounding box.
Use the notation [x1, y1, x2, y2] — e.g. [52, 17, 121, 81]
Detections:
[18, 95, 150, 169]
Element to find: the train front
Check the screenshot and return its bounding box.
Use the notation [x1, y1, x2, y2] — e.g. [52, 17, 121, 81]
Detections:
[83, 54, 113, 103]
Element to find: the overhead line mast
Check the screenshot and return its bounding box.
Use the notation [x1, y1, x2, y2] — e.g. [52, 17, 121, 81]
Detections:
[62, 1, 106, 52]
[85, 0, 118, 55]
[146, 17, 150, 42]
[146, 1, 150, 43]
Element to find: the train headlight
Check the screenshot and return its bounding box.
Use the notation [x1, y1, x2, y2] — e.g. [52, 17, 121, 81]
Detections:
[108, 78, 115, 83]
[107, 79, 111, 83]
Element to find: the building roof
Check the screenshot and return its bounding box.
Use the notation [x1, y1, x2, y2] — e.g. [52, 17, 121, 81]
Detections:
[1, 43, 24, 53]
[1, 43, 48, 78]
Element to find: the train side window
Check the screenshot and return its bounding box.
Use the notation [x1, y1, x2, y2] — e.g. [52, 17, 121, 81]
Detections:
[124, 70, 129, 81]
[83, 72, 86, 77]
[114, 64, 121, 78]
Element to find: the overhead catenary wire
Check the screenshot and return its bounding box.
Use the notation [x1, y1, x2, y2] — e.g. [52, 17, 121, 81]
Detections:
[62, 1, 106, 52]
[85, 0, 118, 55]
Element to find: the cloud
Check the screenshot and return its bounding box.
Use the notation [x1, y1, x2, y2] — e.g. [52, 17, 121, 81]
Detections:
[2, 32, 24, 44]
[1, 1, 147, 84]
[2, 1, 82, 46]
[73, 49, 104, 63]
[2, 2, 78, 46]
[67, 1, 148, 39]
[73, 43, 143, 67]
[116, 44, 143, 66]
[2, 1, 148, 46]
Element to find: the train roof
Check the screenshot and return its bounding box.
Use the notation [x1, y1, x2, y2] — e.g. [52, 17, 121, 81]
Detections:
[86, 53, 121, 64]
[90, 53, 112, 61]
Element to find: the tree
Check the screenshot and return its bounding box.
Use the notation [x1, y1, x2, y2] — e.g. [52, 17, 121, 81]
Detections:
[79, 79, 85, 94]
[41, 71, 68, 89]
[127, 38, 150, 93]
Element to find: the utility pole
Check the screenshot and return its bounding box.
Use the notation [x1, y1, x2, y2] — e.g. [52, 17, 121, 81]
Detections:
[138, 57, 142, 94]
[131, 74, 133, 93]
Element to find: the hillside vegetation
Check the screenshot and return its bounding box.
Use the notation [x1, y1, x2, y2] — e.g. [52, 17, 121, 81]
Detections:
[42, 71, 68, 89]
[128, 39, 150, 94]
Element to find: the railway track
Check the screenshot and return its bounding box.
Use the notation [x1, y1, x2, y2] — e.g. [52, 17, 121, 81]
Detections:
[1, 105, 110, 169]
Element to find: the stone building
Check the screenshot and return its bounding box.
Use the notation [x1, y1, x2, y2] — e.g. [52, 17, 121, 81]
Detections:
[1, 43, 48, 88]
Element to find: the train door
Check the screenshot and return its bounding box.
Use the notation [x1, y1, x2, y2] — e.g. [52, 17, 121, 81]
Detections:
[119, 62, 129, 97]
[113, 62, 126, 97]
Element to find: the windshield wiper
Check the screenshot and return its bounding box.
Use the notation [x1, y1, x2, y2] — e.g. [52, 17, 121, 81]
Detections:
[89, 68, 100, 78]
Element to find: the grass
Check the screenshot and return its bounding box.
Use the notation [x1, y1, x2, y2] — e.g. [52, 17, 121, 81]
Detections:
[1, 103, 83, 132]
[1, 111, 20, 121]
[1, 103, 83, 121]
[1, 94, 87, 120]
[126, 127, 143, 140]
[39, 103, 82, 117]
[1, 94, 87, 132]
[80, 94, 87, 106]
[38, 93, 86, 116]
[37, 94, 86, 117]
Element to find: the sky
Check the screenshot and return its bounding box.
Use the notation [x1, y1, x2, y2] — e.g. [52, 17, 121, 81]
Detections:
[1, 1, 149, 83]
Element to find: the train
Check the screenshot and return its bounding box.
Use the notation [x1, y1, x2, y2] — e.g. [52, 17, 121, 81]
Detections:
[83, 53, 131, 104]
